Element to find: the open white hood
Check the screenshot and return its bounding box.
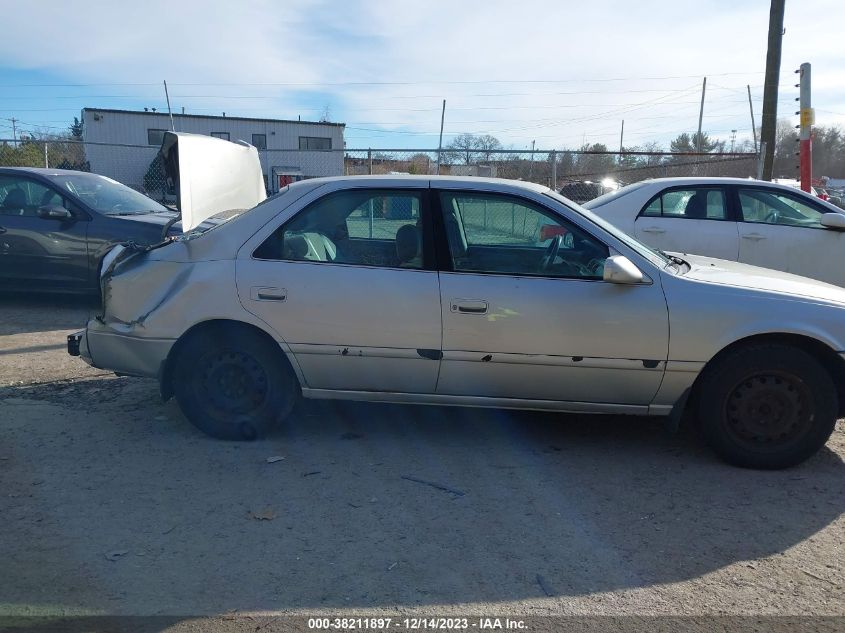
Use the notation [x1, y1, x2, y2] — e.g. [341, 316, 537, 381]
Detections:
[160, 131, 267, 232]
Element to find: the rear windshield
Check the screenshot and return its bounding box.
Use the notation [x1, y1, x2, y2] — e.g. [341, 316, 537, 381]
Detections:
[582, 181, 650, 209]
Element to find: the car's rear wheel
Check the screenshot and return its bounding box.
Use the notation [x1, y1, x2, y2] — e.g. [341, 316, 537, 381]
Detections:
[696, 343, 837, 469]
[172, 325, 297, 440]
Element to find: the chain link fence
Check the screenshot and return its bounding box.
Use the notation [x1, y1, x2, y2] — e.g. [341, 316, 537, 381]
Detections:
[0, 138, 760, 205]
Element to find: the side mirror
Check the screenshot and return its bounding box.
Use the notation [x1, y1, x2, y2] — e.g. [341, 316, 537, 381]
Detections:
[820, 212, 845, 230]
[603, 255, 645, 284]
[37, 205, 73, 220]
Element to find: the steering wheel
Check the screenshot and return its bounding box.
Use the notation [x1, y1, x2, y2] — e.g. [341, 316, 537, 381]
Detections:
[540, 235, 562, 272]
[764, 208, 780, 223]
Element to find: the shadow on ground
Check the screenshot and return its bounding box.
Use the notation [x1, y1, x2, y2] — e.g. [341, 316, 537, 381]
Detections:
[0, 292, 99, 335]
[1, 376, 843, 615]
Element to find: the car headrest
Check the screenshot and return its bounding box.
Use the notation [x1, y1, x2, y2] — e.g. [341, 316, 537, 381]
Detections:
[284, 234, 309, 260]
[395, 224, 420, 263]
[685, 192, 707, 219]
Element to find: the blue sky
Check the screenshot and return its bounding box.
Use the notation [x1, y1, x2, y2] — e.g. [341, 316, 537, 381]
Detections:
[1, 0, 843, 151]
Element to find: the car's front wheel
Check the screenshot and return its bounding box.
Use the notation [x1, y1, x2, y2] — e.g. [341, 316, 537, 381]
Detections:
[172, 324, 298, 440]
[696, 343, 837, 469]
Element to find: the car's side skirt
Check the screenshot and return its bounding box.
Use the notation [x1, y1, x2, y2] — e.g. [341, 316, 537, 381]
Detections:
[300, 388, 654, 416]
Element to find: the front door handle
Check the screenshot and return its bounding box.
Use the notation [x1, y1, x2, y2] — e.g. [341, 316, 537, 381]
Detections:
[640, 227, 666, 234]
[451, 299, 488, 314]
[251, 286, 287, 302]
[741, 233, 766, 241]
[0, 226, 6, 234]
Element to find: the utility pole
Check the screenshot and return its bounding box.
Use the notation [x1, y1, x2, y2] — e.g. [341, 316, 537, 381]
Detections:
[619, 120, 624, 155]
[760, 0, 786, 180]
[163, 80, 175, 131]
[696, 77, 707, 152]
[436, 99, 446, 175]
[797, 62, 813, 192]
[528, 139, 536, 180]
[10, 117, 17, 147]
[747, 84, 758, 152]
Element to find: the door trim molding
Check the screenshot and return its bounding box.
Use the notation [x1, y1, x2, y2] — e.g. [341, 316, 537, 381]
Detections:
[442, 350, 665, 370]
[301, 388, 652, 415]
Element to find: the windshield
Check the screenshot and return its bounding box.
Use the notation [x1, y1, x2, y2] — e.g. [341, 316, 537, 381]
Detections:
[178, 185, 294, 241]
[46, 173, 169, 215]
[544, 190, 670, 268]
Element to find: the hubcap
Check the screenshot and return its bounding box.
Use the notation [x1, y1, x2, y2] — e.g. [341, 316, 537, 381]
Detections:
[724, 372, 813, 449]
[198, 351, 268, 415]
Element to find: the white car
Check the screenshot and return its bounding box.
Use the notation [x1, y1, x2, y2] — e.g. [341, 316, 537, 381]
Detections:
[584, 177, 845, 286]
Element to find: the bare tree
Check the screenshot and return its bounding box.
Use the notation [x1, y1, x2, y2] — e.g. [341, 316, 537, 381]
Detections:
[476, 134, 502, 161]
[445, 133, 502, 165]
[446, 133, 479, 165]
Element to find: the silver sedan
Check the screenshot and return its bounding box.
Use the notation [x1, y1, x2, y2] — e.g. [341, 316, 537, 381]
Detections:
[70, 175, 845, 469]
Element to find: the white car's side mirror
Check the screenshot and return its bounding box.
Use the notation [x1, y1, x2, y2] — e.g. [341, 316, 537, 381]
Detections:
[820, 213, 845, 230]
[603, 255, 645, 284]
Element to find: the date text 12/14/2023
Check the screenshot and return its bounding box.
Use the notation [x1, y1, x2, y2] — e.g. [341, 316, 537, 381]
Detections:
[307, 617, 527, 630]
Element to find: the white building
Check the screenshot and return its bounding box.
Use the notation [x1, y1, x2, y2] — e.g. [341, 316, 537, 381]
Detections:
[81, 108, 345, 193]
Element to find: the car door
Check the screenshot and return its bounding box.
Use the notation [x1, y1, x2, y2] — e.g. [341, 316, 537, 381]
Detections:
[735, 186, 845, 286]
[0, 174, 90, 290]
[633, 185, 739, 260]
[434, 189, 669, 406]
[237, 186, 442, 393]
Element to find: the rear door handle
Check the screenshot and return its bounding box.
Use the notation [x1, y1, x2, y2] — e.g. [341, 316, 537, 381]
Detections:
[741, 233, 766, 241]
[0, 227, 6, 234]
[640, 227, 666, 234]
[251, 286, 287, 301]
[451, 299, 488, 314]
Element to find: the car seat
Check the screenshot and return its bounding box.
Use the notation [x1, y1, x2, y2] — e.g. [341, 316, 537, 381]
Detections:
[1, 188, 27, 215]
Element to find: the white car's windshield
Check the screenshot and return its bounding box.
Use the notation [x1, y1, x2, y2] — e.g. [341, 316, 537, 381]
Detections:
[544, 190, 671, 268]
[47, 173, 169, 216]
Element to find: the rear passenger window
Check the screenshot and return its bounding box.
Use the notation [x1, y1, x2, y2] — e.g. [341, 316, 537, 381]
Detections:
[253, 189, 424, 269]
[641, 188, 727, 220]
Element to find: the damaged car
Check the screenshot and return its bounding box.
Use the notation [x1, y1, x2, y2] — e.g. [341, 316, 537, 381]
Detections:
[69, 145, 845, 468]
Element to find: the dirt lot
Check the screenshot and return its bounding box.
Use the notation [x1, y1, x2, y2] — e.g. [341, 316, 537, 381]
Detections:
[1, 293, 844, 624]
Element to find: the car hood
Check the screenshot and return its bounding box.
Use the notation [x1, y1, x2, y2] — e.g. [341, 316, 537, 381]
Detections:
[160, 131, 267, 232]
[110, 211, 221, 234]
[679, 253, 845, 305]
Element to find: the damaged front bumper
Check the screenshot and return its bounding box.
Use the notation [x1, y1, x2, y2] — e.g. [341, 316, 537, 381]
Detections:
[67, 320, 175, 379]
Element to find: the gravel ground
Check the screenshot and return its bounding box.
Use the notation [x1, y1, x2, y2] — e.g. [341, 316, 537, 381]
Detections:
[0, 293, 843, 627]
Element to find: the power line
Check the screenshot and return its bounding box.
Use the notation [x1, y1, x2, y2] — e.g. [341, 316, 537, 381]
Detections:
[0, 71, 776, 89]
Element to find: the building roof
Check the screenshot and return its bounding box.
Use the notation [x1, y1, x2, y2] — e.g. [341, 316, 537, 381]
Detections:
[81, 107, 345, 128]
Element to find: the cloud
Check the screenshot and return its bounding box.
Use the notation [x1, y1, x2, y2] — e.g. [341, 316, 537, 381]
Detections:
[0, 0, 842, 149]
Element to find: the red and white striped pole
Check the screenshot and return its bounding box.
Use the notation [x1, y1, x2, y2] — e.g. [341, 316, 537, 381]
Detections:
[797, 63, 813, 193]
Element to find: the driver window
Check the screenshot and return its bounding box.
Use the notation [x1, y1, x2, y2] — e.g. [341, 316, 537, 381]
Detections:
[739, 189, 825, 228]
[439, 192, 608, 279]
[0, 176, 63, 217]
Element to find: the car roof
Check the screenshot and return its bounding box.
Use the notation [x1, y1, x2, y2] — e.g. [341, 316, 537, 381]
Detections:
[624, 176, 808, 192]
[0, 166, 96, 177]
[286, 174, 552, 193]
